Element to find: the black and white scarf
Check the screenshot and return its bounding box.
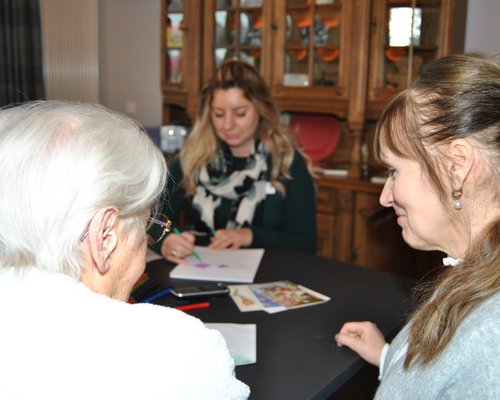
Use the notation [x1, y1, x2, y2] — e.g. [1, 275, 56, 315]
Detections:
[192, 141, 269, 232]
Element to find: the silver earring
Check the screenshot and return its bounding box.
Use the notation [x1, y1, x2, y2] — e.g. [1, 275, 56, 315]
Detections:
[452, 189, 463, 210]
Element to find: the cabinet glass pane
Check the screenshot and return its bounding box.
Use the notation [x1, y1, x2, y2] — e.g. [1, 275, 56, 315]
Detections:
[384, 2, 441, 90]
[215, 11, 235, 46]
[166, 12, 183, 48]
[168, 0, 183, 12]
[165, 7, 184, 84]
[284, 0, 341, 88]
[216, 0, 237, 7]
[240, 49, 261, 69]
[240, 0, 262, 6]
[167, 49, 182, 83]
[212, 1, 264, 74]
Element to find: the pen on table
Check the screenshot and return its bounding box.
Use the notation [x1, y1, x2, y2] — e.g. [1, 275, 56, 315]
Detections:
[176, 301, 211, 311]
[140, 287, 172, 304]
[132, 273, 150, 291]
[173, 227, 202, 261]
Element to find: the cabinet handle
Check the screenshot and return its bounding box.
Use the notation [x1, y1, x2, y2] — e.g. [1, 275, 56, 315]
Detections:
[271, 23, 278, 31]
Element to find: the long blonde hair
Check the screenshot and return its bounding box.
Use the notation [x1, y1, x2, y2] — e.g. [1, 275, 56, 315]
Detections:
[375, 53, 500, 368]
[180, 60, 297, 196]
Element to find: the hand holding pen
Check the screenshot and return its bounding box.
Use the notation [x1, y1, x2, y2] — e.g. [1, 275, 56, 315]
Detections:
[160, 225, 198, 263]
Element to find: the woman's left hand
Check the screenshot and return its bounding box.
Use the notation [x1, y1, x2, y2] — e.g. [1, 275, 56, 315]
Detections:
[209, 228, 253, 250]
[335, 321, 386, 366]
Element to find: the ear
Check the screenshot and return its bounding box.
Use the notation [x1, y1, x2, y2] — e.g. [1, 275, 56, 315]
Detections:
[445, 139, 474, 189]
[87, 207, 120, 274]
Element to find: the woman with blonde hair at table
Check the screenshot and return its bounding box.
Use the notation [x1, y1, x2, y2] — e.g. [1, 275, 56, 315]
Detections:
[153, 60, 317, 262]
[0, 101, 249, 399]
[335, 53, 500, 399]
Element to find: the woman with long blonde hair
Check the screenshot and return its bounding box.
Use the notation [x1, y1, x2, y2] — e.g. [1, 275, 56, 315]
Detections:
[153, 60, 317, 262]
[335, 53, 500, 399]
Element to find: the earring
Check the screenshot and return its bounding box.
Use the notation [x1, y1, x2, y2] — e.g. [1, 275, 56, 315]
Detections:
[452, 189, 463, 210]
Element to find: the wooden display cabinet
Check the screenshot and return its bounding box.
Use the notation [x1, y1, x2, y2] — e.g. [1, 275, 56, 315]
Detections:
[160, 0, 466, 278]
[161, 0, 202, 124]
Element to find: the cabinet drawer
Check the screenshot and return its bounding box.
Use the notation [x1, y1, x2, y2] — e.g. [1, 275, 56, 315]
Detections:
[316, 189, 337, 214]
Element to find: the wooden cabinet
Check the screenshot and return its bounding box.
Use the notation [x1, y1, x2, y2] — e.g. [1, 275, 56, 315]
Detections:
[317, 177, 444, 278]
[161, 0, 466, 174]
[161, 0, 202, 124]
[366, 0, 467, 119]
[160, 0, 465, 278]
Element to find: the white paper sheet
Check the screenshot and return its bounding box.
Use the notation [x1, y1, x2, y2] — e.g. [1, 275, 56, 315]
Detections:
[206, 323, 257, 366]
[169, 247, 264, 283]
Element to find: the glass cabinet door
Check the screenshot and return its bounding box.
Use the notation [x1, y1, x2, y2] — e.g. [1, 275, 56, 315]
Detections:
[283, 0, 341, 87]
[271, 0, 352, 116]
[161, 0, 202, 124]
[164, 0, 184, 85]
[214, 0, 264, 69]
[367, 0, 457, 118]
[203, 0, 269, 83]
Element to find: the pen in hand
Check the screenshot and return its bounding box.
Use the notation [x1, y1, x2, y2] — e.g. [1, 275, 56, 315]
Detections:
[173, 227, 202, 261]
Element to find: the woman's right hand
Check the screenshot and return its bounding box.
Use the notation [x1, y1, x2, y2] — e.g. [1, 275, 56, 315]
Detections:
[334, 321, 387, 366]
[160, 231, 196, 264]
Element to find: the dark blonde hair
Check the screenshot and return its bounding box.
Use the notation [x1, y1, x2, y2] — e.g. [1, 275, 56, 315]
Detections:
[180, 60, 298, 196]
[375, 53, 500, 368]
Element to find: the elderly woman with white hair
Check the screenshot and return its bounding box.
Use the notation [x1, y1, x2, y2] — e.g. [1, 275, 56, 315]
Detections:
[0, 101, 249, 399]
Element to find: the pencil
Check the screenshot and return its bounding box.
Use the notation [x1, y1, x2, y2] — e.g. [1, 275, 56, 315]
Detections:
[140, 287, 172, 303]
[176, 301, 210, 311]
[173, 227, 202, 261]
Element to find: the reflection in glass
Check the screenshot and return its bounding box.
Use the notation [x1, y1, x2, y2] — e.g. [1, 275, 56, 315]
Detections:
[167, 49, 182, 83]
[168, 0, 183, 12]
[215, 11, 229, 46]
[240, 49, 261, 69]
[314, 50, 336, 86]
[240, 0, 262, 6]
[216, 0, 237, 7]
[215, 48, 228, 68]
[388, 7, 422, 47]
[214, 48, 239, 68]
[166, 13, 183, 48]
[240, 12, 251, 45]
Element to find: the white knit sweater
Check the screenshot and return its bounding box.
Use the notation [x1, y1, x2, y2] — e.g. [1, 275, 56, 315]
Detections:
[0, 267, 250, 400]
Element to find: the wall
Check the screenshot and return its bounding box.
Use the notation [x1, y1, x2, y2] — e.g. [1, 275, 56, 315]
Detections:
[464, 0, 500, 53]
[41, 0, 99, 103]
[99, 0, 162, 127]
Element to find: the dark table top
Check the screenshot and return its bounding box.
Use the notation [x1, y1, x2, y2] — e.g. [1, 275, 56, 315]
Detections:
[146, 248, 414, 400]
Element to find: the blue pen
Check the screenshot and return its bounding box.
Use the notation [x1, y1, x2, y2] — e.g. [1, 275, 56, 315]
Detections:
[140, 287, 172, 303]
[173, 227, 202, 261]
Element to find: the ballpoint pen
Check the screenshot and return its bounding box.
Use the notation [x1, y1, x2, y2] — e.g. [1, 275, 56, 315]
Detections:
[173, 227, 202, 261]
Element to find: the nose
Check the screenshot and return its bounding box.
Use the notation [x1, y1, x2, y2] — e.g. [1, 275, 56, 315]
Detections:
[379, 180, 393, 207]
[223, 113, 236, 130]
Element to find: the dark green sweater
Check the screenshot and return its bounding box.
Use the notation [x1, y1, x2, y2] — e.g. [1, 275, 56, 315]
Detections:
[155, 150, 317, 254]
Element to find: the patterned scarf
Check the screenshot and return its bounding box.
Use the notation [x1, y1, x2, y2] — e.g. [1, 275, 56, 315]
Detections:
[192, 141, 269, 232]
